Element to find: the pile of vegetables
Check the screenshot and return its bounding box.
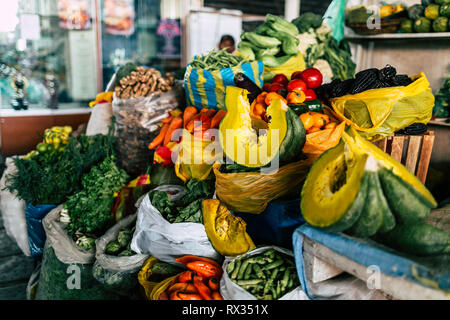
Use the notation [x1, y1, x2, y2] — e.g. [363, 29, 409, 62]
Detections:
[401, 1, 450, 33]
[238, 14, 300, 67]
[433, 74, 450, 118]
[293, 13, 356, 81]
[62, 155, 129, 246]
[226, 249, 299, 300]
[148, 179, 214, 223]
[105, 226, 136, 257]
[159, 256, 224, 300]
[5, 133, 117, 206]
[190, 48, 249, 71]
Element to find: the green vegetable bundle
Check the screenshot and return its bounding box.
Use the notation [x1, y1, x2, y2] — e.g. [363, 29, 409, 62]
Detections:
[148, 179, 214, 223]
[433, 75, 450, 118]
[5, 134, 117, 206]
[226, 248, 300, 300]
[64, 155, 129, 238]
[238, 14, 300, 68]
[190, 48, 250, 71]
[105, 226, 136, 256]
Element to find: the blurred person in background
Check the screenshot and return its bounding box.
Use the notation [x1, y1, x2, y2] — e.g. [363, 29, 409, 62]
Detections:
[218, 34, 235, 53]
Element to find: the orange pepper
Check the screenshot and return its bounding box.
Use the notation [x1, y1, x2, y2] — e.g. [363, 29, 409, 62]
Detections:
[168, 282, 198, 294]
[253, 102, 266, 117]
[311, 112, 330, 129]
[186, 261, 223, 278]
[299, 112, 315, 130]
[255, 92, 268, 104]
[265, 92, 286, 106]
[324, 121, 337, 130]
[286, 90, 306, 104]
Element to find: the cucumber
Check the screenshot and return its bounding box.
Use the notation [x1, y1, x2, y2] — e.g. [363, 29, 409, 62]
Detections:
[374, 223, 450, 256]
[152, 262, 184, 276]
[378, 168, 431, 225]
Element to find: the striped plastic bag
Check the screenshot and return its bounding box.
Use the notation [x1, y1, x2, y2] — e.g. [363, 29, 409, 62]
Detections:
[184, 60, 264, 110]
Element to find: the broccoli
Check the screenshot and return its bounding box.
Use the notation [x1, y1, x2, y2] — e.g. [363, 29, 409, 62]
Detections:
[292, 13, 323, 33]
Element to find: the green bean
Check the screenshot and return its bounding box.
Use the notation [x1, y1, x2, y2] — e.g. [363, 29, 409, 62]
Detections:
[238, 259, 250, 280]
[244, 262, 253, 280]
[231, 259, 241, 280]
[227, 260, 236, 275]
[253, 264, 266, 279]
[236, 279, 263, 286]
[263, 259, 284, 270]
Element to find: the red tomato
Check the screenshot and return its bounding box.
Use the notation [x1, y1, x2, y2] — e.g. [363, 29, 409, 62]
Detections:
[291, 71, 303, 80]
[268, 83, 285, 92]
[271, 74, 289, 86]
[300, 68, 323, 89]
[304, 89, 317, 101]
[262, 83, 271, 92]
[286, 79, 307, 93]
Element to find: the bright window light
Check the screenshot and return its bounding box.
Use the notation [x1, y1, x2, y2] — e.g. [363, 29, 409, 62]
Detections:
[0, 0, 19, 33]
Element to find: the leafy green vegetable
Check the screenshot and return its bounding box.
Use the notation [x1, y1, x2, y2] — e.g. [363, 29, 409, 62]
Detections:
[291, 12, 323, 33]
[148, 179, 215, 224]
[75, 236, 96, 251]
[5, 134, 117, 205]
[64, 155, 129, 237]
[116, 62, 138, 82]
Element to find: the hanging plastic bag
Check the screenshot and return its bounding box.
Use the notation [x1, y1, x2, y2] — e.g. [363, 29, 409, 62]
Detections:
[220, 246, 309, 300]
[185, 60, 264, 110]
[25, 203, 56, 257]
[0, 157, 29, 256]
[92, 214, 149, 295]
[262, 52, 306, 83]
[86, 102, 113, 136]
[35, 205, 118, 300]
[213, 157, 315, 214]
[130, 185, 221, 264]
[330, 73, 435, 141]
[174, 129, 221, 182]
[322, 0, 347, 43]
[112, 81, 185, 176]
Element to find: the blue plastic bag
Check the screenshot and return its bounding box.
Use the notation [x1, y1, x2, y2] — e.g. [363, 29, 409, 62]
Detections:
[25, 203, 56, 257]
[234, 199, 305, 249]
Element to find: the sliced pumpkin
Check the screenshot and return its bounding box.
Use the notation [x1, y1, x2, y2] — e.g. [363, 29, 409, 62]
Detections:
[219, 86, 287, 168]
[202, 199, 255, 256]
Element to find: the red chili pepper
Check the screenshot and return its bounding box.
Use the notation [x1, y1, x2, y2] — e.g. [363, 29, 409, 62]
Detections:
[186, 261, 223, 278]
[193, 276, 213, 300]
[175, 256, 222, 270]
[178, 270, 194, 283]
[208, 276, 220, 291]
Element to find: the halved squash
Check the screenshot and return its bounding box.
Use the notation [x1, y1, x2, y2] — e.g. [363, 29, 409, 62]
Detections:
[202, 199, 255, 256]
[219, 86, 288, 168]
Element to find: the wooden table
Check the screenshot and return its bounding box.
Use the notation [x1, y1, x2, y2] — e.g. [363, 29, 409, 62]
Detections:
[0, 107, 91, 156]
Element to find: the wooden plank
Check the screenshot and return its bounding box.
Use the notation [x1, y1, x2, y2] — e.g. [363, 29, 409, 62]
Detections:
[416, 132, 435, 184]
[373, 138, 388, 152]
[303, 236, 449, 300]
[404, 136, 422, 175]
[390, 136, 405, 163]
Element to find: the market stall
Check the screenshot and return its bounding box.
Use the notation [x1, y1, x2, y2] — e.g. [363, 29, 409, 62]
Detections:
[0, 1, 449, 302]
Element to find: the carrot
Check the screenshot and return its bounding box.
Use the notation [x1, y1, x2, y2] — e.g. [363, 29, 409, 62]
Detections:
[193, 276, 213, 300]
[211, 291, 224, 300]
[161, 115, 173, 124]
[163, 116, 183, 146]
[208, 277, 220, 291]
[186, 261, 223, 278]
[175, 256, 222, 270]
[199, 108, 216, 118]
[185, 114, 201, 133]
[168, 283, 198, 294]
[210, 110, 227, 128]
[148, 123, 170, 149]
[183, 106, 198, 128]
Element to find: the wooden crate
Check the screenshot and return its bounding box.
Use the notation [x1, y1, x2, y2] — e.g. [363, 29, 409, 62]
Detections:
[373, 131, 435, 184]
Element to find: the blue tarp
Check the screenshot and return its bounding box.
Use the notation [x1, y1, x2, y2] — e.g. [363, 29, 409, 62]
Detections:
[234, 198, 305, 249]
[292, 224, 450, 299]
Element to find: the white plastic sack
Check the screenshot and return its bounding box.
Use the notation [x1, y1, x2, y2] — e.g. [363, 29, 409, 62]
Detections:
[220, 246, 309, 300]
[86, 102, 113, 136]
[0, 157, 30, 256]
[93, 214, 149, 294]
[131, 185, 221, 264]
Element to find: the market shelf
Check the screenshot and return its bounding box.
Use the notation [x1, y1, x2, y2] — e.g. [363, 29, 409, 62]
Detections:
[345, 32, 450, 40]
